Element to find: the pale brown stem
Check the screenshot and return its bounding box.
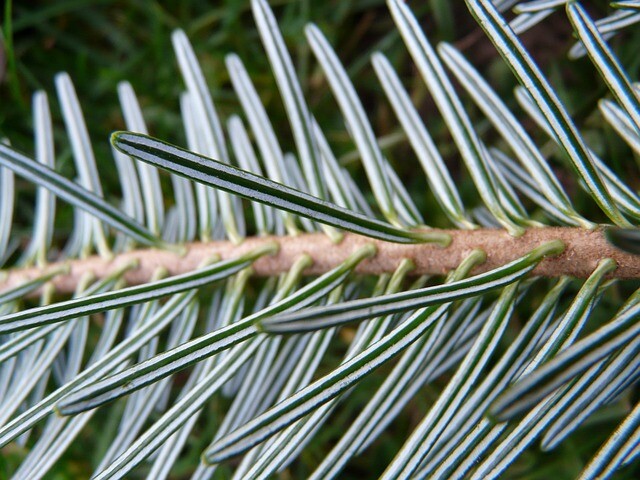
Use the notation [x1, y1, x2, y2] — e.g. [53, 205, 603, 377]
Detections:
[1, 227, 638, 297]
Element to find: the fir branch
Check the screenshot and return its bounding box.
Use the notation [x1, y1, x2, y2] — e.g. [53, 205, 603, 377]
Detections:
[2, 227, 638, 297]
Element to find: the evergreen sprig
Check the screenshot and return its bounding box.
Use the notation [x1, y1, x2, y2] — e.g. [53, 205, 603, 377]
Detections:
[0, 0, 639, 478]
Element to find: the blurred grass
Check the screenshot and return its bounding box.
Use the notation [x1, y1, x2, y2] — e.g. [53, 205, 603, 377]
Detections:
[1, 1, 640, 478]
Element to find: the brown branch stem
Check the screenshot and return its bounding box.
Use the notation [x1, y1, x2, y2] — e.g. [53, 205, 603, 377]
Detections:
[1, 227, 638, 297]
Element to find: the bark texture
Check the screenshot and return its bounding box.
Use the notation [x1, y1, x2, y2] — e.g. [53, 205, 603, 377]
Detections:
[1, 227, 638, 297]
